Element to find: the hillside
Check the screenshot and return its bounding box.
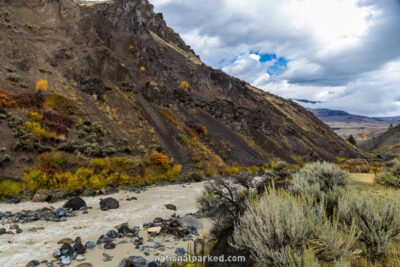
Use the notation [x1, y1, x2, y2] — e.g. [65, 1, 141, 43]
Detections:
[360, 124, 400, 155]
[310, 108, 400, 142]
[0, 0, 359, 181]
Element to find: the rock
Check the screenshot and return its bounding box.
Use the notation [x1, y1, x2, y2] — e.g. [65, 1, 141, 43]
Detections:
[55, 208, 66, 218]
[32, 191, 51, 202]
[85, 241, 96, 248]
[128, 256, 148, 266]
[53, 249, 61, 258]
[116, 223, 131, 234]
[117, 259, 132, 267]
[100, 197, 119, 211]
[58, 238, 74, 244]
[77, 264, 93, 267]
[10, 224, 19, 230]
[165, 204, 176, 211]
[60, 243, 72, 255]
[73, 241, 86, 254]
[96, 235, 105, 244]
[26, 260, 40, 267]
[76, 255, 85, 262]
[126, 196, 137, 201]
[60, 255, 71, 265]
[64, 197, 87, 211]
[103, 253, 113, 261]
[179, 215, 203, 229]
[0, 228, 6, 235]
[106, 230, 119, 238]
[175, 248, 186, 256]
[16, 228, 23, 234]
[147, 227, 161, 235]
[148, 262, 158, 267]
[104, 242, 116, 249]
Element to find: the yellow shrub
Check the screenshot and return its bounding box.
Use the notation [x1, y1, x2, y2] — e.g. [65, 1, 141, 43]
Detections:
[128, 45, 134, 50]
[88, 158, 110, 173]
[44, 94, 77, 115]
[23, 169, 48, 191]
[111, 157, 133, 171]
[35, 79, 48, 92]
[24, 122, 58, 140]
[222, 166, 241, 176]
[180, 81, 189, 90]
[139, 66, 146, 72]
[0, 180, 23, 198]
[25, 111, 43, 122]
[37, 152, 63, 175]
[50, 172, 72, 189]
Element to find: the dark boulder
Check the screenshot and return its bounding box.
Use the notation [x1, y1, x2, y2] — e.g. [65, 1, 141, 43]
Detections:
[100, 197, 119, 211]
[63, 197, 87, 211]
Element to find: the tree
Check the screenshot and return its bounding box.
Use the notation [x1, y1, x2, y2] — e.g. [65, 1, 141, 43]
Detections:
[347, 135, 357, 145]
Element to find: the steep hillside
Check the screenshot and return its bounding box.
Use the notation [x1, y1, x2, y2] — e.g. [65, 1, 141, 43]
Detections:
[360, 124, 400, 155]
[0, 0, 359, 180]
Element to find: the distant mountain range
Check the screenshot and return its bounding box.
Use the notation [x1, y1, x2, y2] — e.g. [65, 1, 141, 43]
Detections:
[309, 108, 400, 125]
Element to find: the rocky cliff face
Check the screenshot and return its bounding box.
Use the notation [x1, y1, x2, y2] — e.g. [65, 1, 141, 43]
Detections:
[0, 0, 359, 178]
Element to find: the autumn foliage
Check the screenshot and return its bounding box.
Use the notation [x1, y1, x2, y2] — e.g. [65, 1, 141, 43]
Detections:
[150, 153, 170, 168]
[35, 80, 48, 92]
[159, 107, 178, 126]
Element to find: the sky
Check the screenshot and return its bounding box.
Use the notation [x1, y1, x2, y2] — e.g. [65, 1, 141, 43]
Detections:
[147, 0, 400, 117]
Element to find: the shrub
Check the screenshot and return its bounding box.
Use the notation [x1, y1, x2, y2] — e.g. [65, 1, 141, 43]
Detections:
[37, 152, 63, 175]
[139, 66, 145, 72]
[292, 162, 349, 197]
[150, 153, 170, 168]
[375, 161, 400, 188]
[7, 73, 21, 82]
[42, 111, 75, 136]
[159, 107, 178, 126]
[88, 158, 110, 173]
[180, 81, 189, 90]
[0, 180, 22, 199]
[23, 122, 58, 140]
[232, 188, 358, 266]
[346, 135, 356, 145]
[178, 134, 189, 145]
[338, 190, 400, 260]
[23, 169, 49, 191]
[183, 126, 198, 139]
[44, 94, 77, 115]
[35, 79, 48, 92]
[0, 89, 15, 108]
[111, 157, 134, 171]
[25, 111, 43, 122]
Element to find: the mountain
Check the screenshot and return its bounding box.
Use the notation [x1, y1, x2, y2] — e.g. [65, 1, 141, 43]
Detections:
[309, 108, 400, 125]
[0, 0, 359, 179]
[360, 124, 400, 155]
[309, 108, 400, 143]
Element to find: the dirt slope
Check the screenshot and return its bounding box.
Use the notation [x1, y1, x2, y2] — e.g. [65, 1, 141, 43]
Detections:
[0, 0, 359, 179]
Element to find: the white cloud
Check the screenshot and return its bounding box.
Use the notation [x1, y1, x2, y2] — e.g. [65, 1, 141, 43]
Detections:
[149, 0, 400, 116]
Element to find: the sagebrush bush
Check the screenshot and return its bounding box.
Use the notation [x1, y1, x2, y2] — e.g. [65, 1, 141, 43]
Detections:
[338, 190, 400, 261]
[232, 188, 358, 266]
[375, 161, 400, 188]
[292, 161, 349, 197]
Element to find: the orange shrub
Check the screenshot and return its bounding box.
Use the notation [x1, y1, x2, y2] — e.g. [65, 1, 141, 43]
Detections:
[139, 66, 146, 72]
[183, 126, 198, 139]
[159, 107, 178, 126]
[37, 152, 63, 175]
[0, 89, 15, 108]
[35, 80, 48, 92]
[150, 153, 170, 168]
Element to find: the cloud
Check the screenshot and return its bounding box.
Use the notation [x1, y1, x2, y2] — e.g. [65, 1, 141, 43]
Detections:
[149, 0, 400, 116]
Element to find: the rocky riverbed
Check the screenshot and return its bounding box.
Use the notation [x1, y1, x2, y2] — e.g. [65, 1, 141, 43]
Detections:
[0, 182, 210, 267]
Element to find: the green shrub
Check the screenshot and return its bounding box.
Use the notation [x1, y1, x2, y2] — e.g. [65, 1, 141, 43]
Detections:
[232, 188, 358, 266]
[37, 152, 63, 175]
[178, 134, 189, 145]
[375, 161, 400, 188]
[0, 180, 22, 199]
[292, 162, 349, 197]
[338, 190, 400, 260]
